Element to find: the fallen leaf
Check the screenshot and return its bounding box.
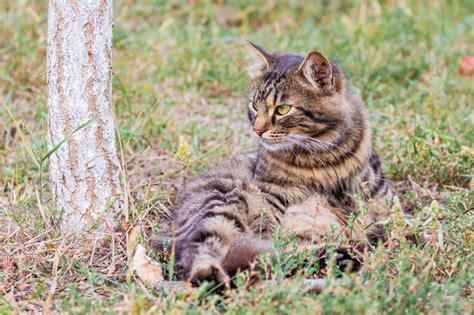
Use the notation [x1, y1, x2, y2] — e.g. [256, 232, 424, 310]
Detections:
[133, 245, 163, 286]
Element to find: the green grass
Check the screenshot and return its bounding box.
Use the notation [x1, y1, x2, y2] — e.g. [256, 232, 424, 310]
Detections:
[1, 0, 473, 313]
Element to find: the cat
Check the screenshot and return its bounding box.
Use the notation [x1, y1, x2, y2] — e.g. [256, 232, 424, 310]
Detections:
[155, 42, 393, 285]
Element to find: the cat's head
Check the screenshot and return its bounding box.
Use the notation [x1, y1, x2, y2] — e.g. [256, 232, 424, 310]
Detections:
[245, 42, 361, 152]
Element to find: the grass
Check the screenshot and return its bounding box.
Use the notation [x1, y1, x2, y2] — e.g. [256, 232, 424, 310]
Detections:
[1, 0, 473, 313]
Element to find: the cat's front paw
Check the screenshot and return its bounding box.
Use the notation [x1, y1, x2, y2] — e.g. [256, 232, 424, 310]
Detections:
[188, 259, 230, 287]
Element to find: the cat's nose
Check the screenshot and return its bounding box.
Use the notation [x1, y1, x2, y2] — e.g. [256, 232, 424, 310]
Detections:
[253, 115, 268, 137]
[253, 127, 266, 137]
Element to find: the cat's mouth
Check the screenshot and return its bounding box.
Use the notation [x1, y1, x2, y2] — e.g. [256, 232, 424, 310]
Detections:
[259, 132, 291, 151]
[260, 131, 286, 139]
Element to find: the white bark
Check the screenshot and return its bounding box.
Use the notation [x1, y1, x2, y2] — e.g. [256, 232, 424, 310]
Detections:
[47, 0, 122, 234]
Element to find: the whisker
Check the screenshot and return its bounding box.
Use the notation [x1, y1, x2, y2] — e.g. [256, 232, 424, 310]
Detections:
[289, 138, 326, 166]
[288, 134, 347, 164]
[298, 135, 353, 155]
[291, 134, 356, 158]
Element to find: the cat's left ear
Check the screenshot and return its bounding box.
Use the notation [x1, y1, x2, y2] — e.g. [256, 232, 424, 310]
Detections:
[245, 41, 273, 79]
[297, 51, 334, 90]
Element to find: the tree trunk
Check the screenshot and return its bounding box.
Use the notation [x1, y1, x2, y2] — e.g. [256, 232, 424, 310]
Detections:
[47, 0, 122, 234]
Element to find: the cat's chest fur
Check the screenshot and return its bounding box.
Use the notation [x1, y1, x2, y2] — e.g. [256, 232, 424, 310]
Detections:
[280, 195, 346, 241]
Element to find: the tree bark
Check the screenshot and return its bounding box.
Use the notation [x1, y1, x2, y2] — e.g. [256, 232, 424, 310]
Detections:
[47, 0, 122, 234]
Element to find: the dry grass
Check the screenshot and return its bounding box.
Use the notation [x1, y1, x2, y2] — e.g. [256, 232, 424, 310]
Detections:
[1, 0, 473, 313]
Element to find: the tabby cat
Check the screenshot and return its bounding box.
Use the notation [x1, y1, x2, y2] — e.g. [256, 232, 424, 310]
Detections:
[156, 42, 393, 285]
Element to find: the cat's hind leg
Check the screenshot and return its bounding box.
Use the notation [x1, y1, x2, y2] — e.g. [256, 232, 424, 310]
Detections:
[281, 195, 363, 272]
[173, 189, 251, 285]
[281, 195, 347, 244]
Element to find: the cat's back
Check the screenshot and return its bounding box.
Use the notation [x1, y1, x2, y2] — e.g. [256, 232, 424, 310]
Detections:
[172, 151, 258, 218]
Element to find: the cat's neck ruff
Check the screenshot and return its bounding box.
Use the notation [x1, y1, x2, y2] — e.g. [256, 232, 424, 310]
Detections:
[255, 123, 372, 191]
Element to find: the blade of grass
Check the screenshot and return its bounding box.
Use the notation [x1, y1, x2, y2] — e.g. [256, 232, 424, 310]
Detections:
[38, 119, 95, 199]
[40, 118, 95, 164]
[3, 99, 40, 169]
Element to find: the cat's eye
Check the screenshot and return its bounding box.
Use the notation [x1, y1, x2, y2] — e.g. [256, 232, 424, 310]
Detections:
[275, 105, 292, 115]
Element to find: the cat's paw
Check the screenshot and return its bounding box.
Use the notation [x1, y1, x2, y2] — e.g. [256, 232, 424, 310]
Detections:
[188, 260, 230, 287]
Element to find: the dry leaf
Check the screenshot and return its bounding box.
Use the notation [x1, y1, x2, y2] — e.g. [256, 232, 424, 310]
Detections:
[133, 245, 163, 286]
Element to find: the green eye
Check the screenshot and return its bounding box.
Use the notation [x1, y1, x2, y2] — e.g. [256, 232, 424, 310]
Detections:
[276, 105, 292, 115]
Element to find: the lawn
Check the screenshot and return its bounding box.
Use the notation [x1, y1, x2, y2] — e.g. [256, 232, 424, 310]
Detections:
[1, 0, 473, 313]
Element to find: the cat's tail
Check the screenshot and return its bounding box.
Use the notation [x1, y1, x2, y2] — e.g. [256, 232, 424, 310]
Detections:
[222, 237, 273, 276]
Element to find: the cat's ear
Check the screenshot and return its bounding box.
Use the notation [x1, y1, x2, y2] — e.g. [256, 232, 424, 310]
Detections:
[297, 51, 334, 90]
[245, 41, 273, 79]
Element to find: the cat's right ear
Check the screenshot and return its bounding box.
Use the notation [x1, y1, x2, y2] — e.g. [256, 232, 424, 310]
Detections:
[245, 41, 273, 79]
[296, 51, 334, 91]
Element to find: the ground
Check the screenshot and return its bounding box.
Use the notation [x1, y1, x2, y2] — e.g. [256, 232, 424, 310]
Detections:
[0, 1, 473, 313]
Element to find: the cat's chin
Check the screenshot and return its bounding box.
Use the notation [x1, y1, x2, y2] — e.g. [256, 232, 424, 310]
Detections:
[260, 140, 291, 152]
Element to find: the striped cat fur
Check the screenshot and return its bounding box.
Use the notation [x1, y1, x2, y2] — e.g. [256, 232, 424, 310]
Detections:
[156, 43, 393, 285]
